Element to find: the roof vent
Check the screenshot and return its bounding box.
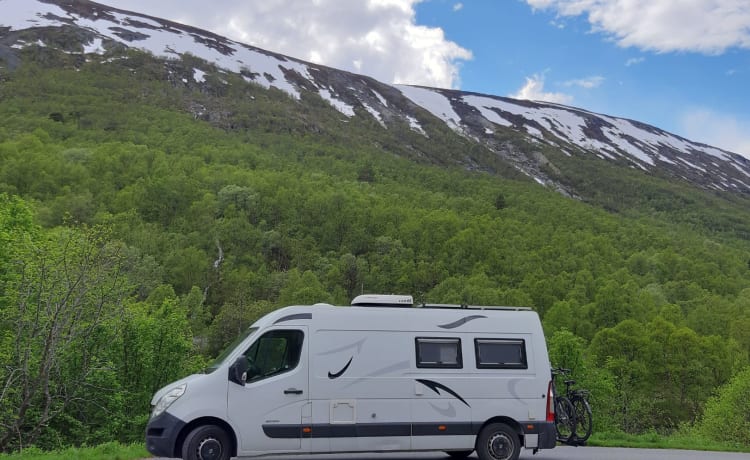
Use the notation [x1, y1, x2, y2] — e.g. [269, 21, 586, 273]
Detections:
[351, 294, 414, 307]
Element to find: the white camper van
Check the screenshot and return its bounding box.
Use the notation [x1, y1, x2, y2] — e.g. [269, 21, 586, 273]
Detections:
[145, 295, 557, 460]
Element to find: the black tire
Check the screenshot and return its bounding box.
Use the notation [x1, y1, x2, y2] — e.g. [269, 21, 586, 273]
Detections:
[555, 397, 576, 443]
[571, 396, 593, 442]
[181, 424, 232, 460]
[475, 423, 520, 460]
[445, 450, 474, 459]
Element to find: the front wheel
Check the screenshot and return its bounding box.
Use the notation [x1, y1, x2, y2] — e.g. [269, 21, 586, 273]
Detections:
[182, 424, 232, 460]
[476, 423, 520, 460]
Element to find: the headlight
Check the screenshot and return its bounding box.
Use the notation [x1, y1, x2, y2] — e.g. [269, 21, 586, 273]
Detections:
[151, 383, 187, 418]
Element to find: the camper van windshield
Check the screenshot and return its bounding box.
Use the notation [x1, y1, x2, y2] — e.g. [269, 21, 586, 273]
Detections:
[204, 327, 258, 373]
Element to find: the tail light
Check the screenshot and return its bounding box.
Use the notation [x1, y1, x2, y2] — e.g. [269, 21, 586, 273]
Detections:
[546, 380, 555, 422]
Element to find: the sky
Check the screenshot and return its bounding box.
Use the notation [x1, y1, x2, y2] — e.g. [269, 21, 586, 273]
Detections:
[106, 0, 750, 157]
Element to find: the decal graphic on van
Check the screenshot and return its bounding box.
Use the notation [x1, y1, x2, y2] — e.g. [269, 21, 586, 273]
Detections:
[327, 357, 353, 379]
[429, 402, 456, 418]
[273, 313, 312, 324]
[437, 315, 487, 329]
[416, 379, 470, 407]
[319, 338, 366, 355]
[343, 360, 411, 389]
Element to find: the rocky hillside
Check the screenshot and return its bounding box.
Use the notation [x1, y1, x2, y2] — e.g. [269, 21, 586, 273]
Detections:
[2, 0, 749, 196]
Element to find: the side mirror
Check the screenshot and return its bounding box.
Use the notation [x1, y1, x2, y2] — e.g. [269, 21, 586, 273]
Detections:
[229, 356, 249, 386]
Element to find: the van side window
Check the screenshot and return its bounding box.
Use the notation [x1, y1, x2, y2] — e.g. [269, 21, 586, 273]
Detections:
[243, 329, 304, 382]
[474, 338, 527, 369]
[415, 337, 462, 368]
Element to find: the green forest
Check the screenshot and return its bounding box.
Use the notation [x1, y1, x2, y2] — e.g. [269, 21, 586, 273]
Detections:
[1, 47, 750, 452]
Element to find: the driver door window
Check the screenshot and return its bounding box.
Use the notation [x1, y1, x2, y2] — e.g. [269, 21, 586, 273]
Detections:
[244, 329, 304, 383]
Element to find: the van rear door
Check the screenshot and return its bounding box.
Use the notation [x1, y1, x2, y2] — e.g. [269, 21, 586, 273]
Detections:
[227, 326, 309, 454]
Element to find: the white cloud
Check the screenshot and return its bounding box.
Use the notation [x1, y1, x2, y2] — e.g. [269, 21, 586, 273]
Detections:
[110, 0, 472, 89]
[563, 75, 604, 88]
[511, 74, 573, 104]
[549, 19, 565, 29]
[679, 109, 750, 159]
[625, 57, 644, 66]
[526, 0, 750, 54]
[453, 3, 464, 12]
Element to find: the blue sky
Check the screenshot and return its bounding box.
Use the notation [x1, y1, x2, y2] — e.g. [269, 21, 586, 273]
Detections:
[414, 0, 749, 157]
[112, 0, 750, 157]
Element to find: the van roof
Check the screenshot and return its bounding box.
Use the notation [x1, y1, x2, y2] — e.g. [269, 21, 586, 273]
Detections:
[252, 303, 541, 334]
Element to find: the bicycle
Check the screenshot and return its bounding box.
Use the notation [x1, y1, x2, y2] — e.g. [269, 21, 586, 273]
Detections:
[551, 367, 593, 444]
[551, 367, 576, 444]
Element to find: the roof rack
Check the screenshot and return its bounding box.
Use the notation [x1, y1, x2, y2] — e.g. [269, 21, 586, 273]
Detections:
[350, 294, 532, 311]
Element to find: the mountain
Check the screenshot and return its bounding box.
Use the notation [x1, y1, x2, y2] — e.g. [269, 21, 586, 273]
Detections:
[2, 0, 749, 199]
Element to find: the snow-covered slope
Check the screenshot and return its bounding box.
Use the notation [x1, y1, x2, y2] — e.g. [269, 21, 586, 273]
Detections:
[397, 87, 750, 192]
[2, 0, 749, 194]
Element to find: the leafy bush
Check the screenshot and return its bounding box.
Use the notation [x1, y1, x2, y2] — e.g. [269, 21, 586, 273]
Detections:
[696, 366, 750, 444]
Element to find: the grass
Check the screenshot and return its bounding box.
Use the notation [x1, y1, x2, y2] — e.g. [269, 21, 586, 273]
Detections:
[587, 431, 750, 453]
[0, 442, 149, 460]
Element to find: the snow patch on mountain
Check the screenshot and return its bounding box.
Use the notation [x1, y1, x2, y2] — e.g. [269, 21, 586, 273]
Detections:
[397, 85, 462, 130]
[406, 115, 427, 137]
[83, 37, 104, 54]
[370, 90, 388, 107]
[319, 89, 355, 117]
[362, 102, 386, 127]
[463, 95, 513, 128]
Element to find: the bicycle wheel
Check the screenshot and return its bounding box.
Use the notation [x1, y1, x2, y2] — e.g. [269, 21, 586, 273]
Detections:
[571, 396, 592, 442]
[554, 397, 576, 443]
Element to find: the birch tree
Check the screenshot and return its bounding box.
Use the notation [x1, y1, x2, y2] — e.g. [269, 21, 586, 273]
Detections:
[0, 219, 129, 451]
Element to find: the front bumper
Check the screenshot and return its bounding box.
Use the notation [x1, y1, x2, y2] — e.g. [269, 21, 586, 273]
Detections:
[145, 411, 186, 457]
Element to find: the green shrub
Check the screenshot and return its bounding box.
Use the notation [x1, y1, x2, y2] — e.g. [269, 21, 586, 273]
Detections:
[697, 366, 750, 444]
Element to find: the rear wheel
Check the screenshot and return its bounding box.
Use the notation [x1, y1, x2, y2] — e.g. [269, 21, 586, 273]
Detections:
[476, 423, 520, 460]
[555, 397, 576, 443]
[571, 396, 592, 442]
[445, 450, 474, 459]
[181, 424, 231, 460]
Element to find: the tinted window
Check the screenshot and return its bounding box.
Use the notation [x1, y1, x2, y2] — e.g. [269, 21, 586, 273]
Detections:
[475, 339, 527, 369]
[244, 329, 304, 382]
[416, 337, 462, 368]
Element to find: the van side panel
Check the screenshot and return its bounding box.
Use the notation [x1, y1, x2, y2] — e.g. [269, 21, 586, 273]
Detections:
[310, 330, 412, 452]
[258, 306, 553, 455]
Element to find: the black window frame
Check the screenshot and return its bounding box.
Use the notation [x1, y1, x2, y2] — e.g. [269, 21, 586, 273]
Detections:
[474, 338, 527, 369]
[243, 329, 304, 383]
[415, 337, 463, 369]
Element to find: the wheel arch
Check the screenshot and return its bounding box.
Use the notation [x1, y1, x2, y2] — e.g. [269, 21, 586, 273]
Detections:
[477, 416, 524, 442]
[475, 418, 524, 460]
[174, 416, 238, 458]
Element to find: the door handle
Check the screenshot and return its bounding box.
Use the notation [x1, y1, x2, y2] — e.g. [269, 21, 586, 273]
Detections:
[284, 388, 303, 395]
